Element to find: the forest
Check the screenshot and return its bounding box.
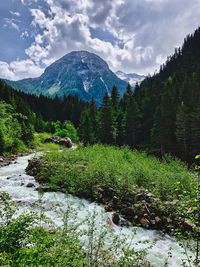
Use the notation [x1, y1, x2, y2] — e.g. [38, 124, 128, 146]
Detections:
[78, 27, 200, 165]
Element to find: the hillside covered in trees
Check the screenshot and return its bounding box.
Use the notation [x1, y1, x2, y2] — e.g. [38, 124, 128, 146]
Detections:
[78, 27, 200, 164]
[0, 80, 87, 154]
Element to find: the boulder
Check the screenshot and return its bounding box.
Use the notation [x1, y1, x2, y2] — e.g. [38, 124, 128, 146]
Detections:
[112, 212, 120, 225]
[44, 136, 60, 144]
[26, 158, 41, 176]
[59, 137, 73, 148]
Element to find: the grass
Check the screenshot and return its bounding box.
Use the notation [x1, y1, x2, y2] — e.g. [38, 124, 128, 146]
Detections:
[33, 132, 61, 151]
[39, 144, 193, 201]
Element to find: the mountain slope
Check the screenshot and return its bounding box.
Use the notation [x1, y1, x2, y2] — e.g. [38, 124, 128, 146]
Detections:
[115, 71, 145, 86]
[5, 51, 128, 104]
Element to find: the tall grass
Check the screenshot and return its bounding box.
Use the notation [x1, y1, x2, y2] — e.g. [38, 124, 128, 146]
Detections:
[33, 133, 61, 150]
[40, 145, 192, 201]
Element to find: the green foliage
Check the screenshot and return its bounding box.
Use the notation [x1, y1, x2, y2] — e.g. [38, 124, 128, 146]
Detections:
[0, 101, 28, 154]
[53, 120, 78, 142]
[39, 145, 192, 201]
[33, 132, 61, 150]
[76, 27, 200, 165]
[99, 93, 114, 144]
[0, 192, 148, 266]
[174, 155, 200, 266]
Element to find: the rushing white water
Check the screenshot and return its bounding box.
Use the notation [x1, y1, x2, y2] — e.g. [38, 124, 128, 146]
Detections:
[0, 153, 193, 266]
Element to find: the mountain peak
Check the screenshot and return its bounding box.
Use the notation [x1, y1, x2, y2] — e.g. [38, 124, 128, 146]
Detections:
[5, 51, 128, 104]
[115, 70, 145, 87]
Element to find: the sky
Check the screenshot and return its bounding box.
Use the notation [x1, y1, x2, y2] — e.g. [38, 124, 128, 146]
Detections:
[0, 0, 200, 81]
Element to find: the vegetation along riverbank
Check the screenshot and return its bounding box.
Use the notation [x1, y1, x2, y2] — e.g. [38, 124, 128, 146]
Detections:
[26, 145, 200, 239]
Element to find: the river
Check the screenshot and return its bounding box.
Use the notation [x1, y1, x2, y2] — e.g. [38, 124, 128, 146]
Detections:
[0, 153, 193, 266]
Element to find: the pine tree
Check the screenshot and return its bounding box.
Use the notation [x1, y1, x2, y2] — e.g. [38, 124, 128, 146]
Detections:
[89, 97, 98, 142]
[176, 103, 191, 161]
[125, 96, 138, 149]
[99, 93, 114, 144]
[78, 109, 94, 145]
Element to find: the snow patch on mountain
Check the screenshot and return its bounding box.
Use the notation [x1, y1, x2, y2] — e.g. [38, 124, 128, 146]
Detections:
[116, 71, 145, 87]
[83, 80, 90, 92]
[100, 77, 108, 93]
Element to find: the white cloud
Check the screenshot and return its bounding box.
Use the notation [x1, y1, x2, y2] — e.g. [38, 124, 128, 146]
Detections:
[4, 18, 20, 32]
[23, 0, 200, 76]
[20, 31, 29, 39]
[10, 11, 21, 17]
[1, 0, 200, 80]
[0, 62, 16, 80]
[0, 59, 44, 80]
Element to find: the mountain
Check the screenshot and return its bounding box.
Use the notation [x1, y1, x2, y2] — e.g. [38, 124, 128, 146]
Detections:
[5, 51, 128, 105]
[115, 71, 145, 86]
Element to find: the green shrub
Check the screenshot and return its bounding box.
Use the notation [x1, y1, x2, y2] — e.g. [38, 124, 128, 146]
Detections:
[39, 145, 192, 201]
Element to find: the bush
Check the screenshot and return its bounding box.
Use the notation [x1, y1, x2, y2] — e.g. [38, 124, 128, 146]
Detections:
[54, 120, 78, 142]
[39, 145, 192, 201]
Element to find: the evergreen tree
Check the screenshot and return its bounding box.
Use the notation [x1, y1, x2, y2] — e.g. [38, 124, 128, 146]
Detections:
[190, 106, 200, 159]
[125, 96, 138, 149]
[176, 103, 191, 161]
[78, 109, 94, 145]
[89, 97, 98, 142]
[99, 93, 114, 144]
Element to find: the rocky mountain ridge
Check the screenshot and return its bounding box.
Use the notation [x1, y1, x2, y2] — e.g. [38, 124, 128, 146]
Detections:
[5, 51, 129, 104]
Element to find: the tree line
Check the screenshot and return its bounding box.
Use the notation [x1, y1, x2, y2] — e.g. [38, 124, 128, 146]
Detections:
[0, 80, 87, 154]
[78, 27, 200, 164]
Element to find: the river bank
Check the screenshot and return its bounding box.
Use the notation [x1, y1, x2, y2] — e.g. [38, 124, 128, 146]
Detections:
[0, 153, 28, 168]
[25, 145, 199, 238]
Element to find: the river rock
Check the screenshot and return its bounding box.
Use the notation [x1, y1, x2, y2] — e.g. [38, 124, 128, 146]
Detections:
[59, 137, 73, 148]
[44, 136, 73, 148]
[44, 136, 60, 144]
[26, 158, 41, 177]
[112, 212, 120, 225]
[155, 216, 161, 223]
[36, 185, 54, 192]
[0, 156, 12, 168]
[184, 219, 196, 229]
[140, 217, 150, 228]
[27, 182, 35, 188]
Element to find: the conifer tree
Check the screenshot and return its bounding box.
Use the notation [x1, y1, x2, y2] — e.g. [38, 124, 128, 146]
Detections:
[78, 109, 94, 145]
[176, 103, 191, 161]
[125, 96, 138, 149]
[99, 92, 114, 144]
[89, 97, 98, 142]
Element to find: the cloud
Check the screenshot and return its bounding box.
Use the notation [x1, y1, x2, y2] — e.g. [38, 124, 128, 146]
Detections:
[20, 31, 29, 39]
[1, 0, 200, 81]
[10, 11, 21, 17]
[0, 59, 44, 80]
[0, 61, 16, 80]
[24, 0, 200, 76]
[4, 18, 20, 32]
